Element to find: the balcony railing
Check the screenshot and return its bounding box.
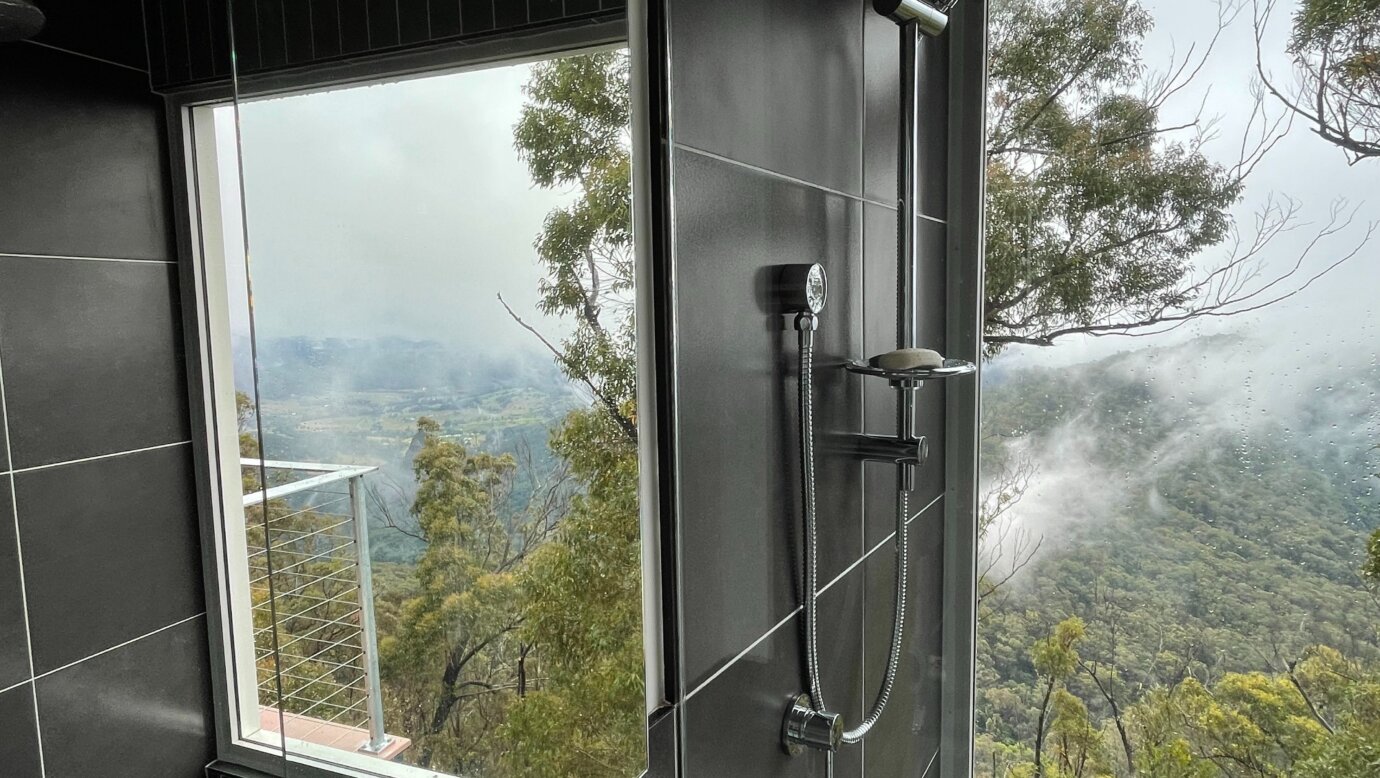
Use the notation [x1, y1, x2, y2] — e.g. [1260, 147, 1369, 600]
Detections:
[242, 458, 406, 759]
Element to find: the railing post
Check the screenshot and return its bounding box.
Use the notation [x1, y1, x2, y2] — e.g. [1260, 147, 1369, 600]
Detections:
[349, 474, 390, 754]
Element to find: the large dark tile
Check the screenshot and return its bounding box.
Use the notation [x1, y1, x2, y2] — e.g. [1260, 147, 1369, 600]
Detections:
[681, 577, 864, 778]
[15, 446, 202, 674]
[32, 0, 149, 71]
[36, 616, 214, 777]
[673, 149, 863, 688]
[0, 258, 191, 469]
[0, 683, 42, 778]
[0, 479, 29, 690]
[863, 8, 950, 220]
[670, 0, 863, 196]
[861, 498, 944, 778]
[0, 46, 173, 261]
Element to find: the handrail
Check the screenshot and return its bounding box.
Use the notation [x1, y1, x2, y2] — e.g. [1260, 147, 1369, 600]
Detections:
[240, 457, 390, 753]
[240, 458, 378, 507]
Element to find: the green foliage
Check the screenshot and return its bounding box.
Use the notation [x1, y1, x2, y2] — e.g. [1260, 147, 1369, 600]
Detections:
[985, 0, 1244, 352]
[977, 345, 1380, 776]
[497, 48, 645, 777]
[359, 48, 642, 776]
[1281, 0, 1380, 161]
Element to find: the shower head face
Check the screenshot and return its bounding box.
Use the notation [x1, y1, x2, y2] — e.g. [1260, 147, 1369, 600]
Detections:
[777, 263, 829, 315]
[804, 263, 827, 314]
[0, 0, 45, 42]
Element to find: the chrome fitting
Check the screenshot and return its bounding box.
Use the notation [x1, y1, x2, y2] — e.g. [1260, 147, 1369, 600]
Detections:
[783, 694, 843, 755]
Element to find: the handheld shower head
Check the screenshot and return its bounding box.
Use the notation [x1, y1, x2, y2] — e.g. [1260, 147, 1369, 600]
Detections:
[0, 0, 45, 42]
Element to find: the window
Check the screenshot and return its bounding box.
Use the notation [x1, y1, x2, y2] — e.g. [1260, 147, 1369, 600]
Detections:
[186, 48, 651, 778]
[974, 1, 1378, 775]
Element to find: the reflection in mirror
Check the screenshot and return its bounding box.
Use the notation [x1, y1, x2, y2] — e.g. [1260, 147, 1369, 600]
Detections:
[974, 1, 1378, 775]
[202, 49, 645, 777]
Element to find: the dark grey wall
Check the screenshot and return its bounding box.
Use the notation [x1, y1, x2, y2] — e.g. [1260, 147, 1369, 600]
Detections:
[0, 26, 215, 778]
[143, 0, 627, 89]
[657, 1, 955, 776]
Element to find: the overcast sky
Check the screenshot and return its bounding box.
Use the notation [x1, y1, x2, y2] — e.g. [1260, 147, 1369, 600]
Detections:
[214, 59, 575, 355]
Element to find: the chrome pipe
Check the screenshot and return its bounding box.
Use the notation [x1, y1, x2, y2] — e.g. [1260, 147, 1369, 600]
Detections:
[896, 19, 922, 489]
[874, 0, 949, 37]
[349, 476, 391, 754]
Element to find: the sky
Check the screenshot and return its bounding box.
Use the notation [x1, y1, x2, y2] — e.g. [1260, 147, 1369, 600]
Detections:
[998, 0, 1379, 371]
[214, 59, 577, 356]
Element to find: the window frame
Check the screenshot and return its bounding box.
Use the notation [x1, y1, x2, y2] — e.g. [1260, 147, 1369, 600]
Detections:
[163, 16, 679, 778]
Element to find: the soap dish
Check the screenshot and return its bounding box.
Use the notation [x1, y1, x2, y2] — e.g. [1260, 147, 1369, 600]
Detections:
[844, 358, 977, 387]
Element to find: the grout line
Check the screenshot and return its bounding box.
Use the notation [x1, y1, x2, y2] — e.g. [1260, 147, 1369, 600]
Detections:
[682, 606, 802, 703]
[672, 142, 948, 225]
[0, 325, 45, 778]
[0, 677, 32, 697]
[19, 40, 150, 75]
[0, 252, 176, 266]
[681, 493, 945, 704]
[920, 747, 940, 777]
[9, 441, 192, 476]
[818, 492, 943, 599]
[31, 612, 206, 684]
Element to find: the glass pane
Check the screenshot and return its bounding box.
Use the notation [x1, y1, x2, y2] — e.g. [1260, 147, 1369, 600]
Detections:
[975, 1, 1379, 775]
[220, 39, 647, 777]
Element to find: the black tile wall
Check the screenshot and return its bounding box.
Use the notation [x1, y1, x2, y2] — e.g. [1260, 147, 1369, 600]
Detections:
[681, 577, 864, 778]
[663, 0, 958, 774]
[144, 0, 622, 89]
[862, 499, 946, 777]
[672, 148, 863, 689]
[15, 445, 203, 674]
[0, 46, 174, 262]
[0, 683, 42, 778]
[669, 0, 864, 197]
[0, 34, 213, 777]
[36, 616, 214, 777]
[0, 480, 28, 690]
[0, 258, 191, 470]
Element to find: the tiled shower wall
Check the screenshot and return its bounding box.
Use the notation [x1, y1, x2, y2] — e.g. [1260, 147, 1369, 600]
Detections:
[659, 1, 955, 775]
[0, 9, 215, 776]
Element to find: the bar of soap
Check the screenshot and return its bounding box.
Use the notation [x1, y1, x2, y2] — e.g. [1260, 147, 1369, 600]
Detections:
[870, 348, 945, 370]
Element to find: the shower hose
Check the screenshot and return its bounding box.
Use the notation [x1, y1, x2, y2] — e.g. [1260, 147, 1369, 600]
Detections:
[798, 323, 909, 745]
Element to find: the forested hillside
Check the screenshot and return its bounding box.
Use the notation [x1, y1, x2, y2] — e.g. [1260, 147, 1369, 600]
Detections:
[976, 336, 1380, 775]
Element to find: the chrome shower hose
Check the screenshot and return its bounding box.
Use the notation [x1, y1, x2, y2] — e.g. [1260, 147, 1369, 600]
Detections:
[799, 332, 910, 745]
